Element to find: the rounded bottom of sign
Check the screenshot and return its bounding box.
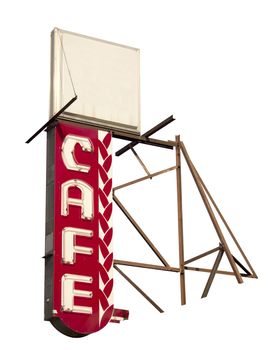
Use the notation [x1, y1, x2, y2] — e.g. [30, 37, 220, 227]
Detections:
[50, 318, 89, 338]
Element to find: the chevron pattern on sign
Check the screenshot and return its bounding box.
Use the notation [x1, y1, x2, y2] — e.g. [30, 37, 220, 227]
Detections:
[98, 131, 114, 328]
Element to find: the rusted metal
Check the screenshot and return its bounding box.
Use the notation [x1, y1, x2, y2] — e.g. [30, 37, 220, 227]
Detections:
[115, 115, 175, 156]
[113, 130, 176, 150]
[113, 260, 254, 277]
[114, 265, 164, 313]
[175, 136, 186, 305]
[201, 248, 224, 298]
[232, 255, 252, 276]
[113, 194, 170, 267]
[131, 147, 151, 177]
[180, 142, 243, 284]
[184, 246, 221, 265]
[113, 165, 176, 191]
[114, 259, 180, 272]
[184, 266, 254, 278]
[111, 132, 256, 307]
[191, 162, 257, 278]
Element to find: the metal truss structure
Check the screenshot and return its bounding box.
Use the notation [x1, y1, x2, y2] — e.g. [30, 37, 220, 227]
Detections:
[112, 116, 257, 311]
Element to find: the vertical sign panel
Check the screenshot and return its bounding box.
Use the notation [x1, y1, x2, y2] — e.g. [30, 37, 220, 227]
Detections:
[44, 121, 113, 337]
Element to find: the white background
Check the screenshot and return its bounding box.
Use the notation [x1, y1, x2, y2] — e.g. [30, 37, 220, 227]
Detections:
[1, 0, 267, 348]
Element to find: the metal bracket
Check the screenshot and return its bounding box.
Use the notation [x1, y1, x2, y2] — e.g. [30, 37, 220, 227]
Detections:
[115, 115, 175, 156]
[25, 95, 77, 144]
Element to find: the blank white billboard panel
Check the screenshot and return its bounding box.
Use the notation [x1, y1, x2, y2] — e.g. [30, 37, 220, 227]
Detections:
[50, 28, 140, 134]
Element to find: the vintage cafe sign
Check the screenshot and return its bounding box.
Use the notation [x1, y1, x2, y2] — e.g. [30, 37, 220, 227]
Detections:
[44, 121, 113, 337]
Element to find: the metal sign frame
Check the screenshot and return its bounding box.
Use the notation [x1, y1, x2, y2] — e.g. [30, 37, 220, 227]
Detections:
[111, 119, 257, 311]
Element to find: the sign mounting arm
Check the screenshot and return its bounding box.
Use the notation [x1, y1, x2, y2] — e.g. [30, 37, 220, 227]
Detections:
[115, 115, 175, 156]
[25, 95, 78, 144]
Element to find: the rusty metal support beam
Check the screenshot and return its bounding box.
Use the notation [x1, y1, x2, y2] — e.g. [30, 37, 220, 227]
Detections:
[114, 258, 254, 277]
[113, 194, 170, 267]
[114, 259, 254, 278]
[184, 266, 253, 278]
[232, 255, 252, 276]
[114, 259, 180, 272]
[113, 131, 176, 151]
[131, 147, 151, 177]
[113, 165, 176, 191]
[180, 141, 243, 284]
[114, 265, 164, 313]
[201, 248, 224, 298]
[184, 246, 221, 265]
[175, 135, 186, 305]
[115, 115, 175, 156]
[191, 162, 257, 279]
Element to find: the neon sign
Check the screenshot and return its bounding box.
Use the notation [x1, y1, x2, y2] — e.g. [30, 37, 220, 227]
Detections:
[44, 121, 113, 337]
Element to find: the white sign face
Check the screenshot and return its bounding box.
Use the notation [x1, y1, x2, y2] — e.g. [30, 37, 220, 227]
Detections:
[50, 28, 140, 134]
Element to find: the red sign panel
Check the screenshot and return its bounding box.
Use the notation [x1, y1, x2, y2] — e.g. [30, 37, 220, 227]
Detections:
[44, 121, 113, 337]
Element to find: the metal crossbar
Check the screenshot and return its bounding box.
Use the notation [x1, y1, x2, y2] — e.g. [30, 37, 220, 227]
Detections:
[113, 133, 257, 308]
